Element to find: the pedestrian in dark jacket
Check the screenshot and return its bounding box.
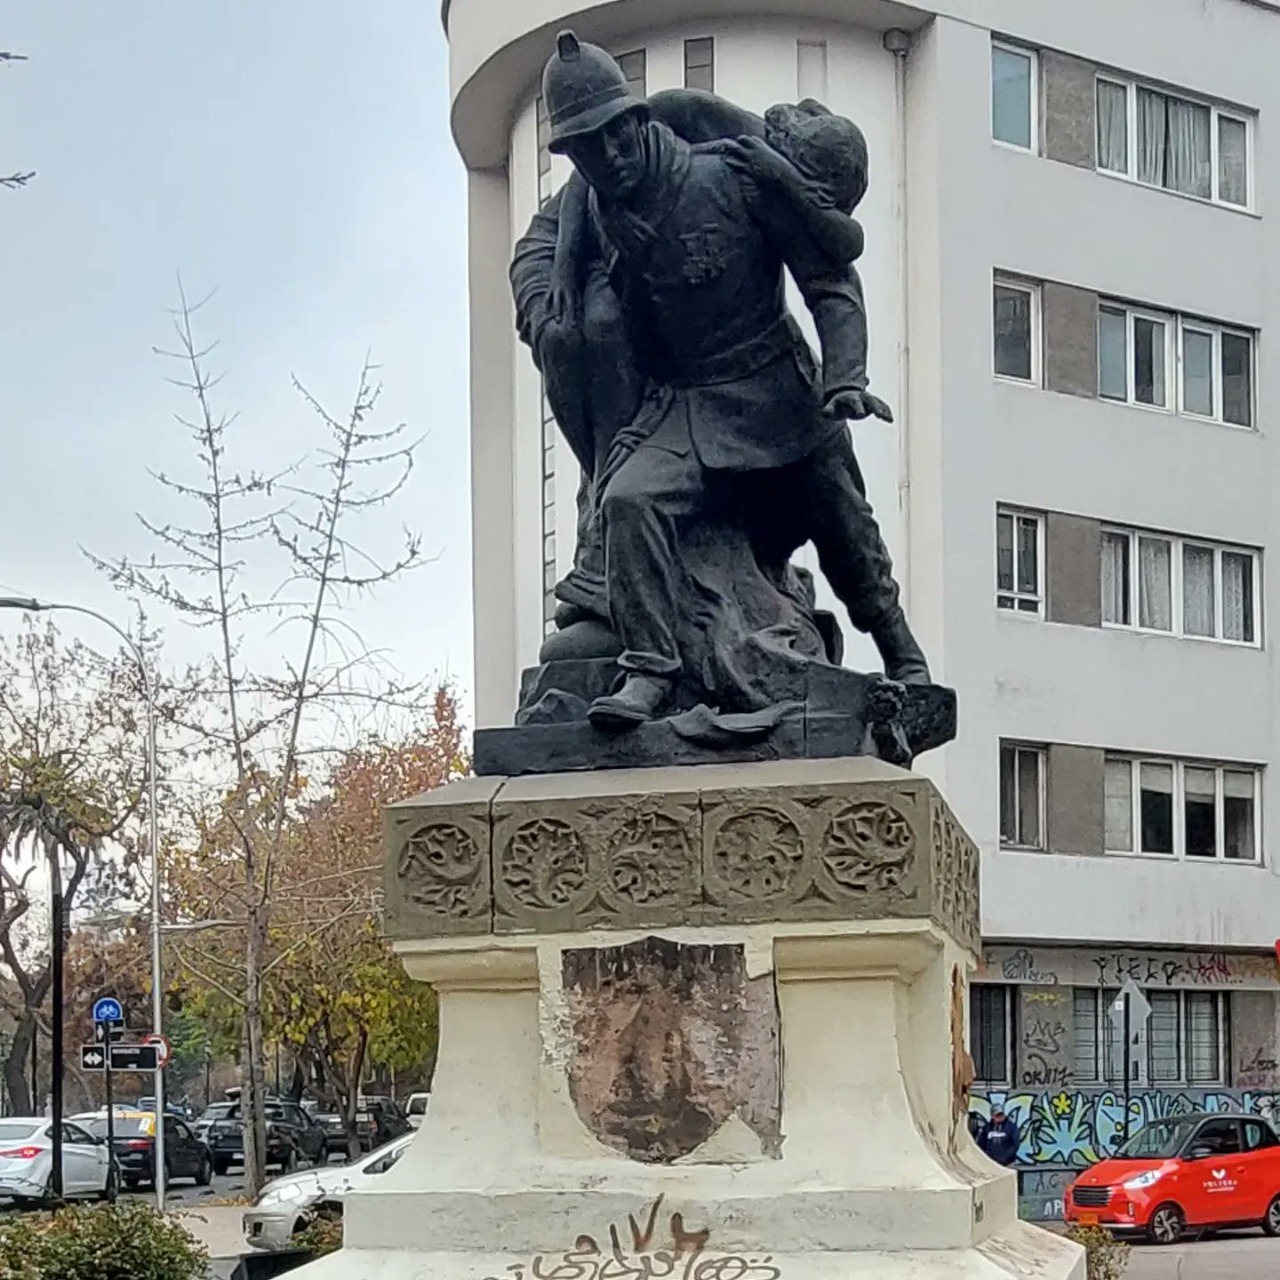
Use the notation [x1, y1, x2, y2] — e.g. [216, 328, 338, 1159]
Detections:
[978, 1107, 1021, 1167]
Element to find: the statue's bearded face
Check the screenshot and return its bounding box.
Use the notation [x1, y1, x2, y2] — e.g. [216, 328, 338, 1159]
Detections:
[563, 111, 646, 201]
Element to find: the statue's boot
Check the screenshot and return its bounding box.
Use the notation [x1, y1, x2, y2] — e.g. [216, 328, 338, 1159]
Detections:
[871, 608, 931, 685]
[588, 674, 671, 729]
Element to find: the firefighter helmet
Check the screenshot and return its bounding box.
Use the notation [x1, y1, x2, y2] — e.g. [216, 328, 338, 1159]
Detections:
[543, 30, 646, 154]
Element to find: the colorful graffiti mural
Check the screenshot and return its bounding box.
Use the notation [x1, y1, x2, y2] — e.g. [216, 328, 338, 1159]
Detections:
[970, 1086, 1280, 1170]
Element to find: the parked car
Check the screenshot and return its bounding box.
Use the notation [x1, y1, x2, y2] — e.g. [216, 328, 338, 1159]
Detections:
[0, 1117, 115, 1204]
[207, 1098, 328, 1176]
[316, 1111, 348, 1159]
[73, 1111, 213, 1190]
[356, 1096, 411, 1151]
[405, 1093, 430, 1130]
[1066, 1112, 1280, 1243]
[194, 1101, 235, 1144]
[244, 1135, 413, 1251]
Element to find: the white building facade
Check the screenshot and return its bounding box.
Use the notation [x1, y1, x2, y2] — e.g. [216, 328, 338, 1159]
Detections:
[444, 0, 1280, 1218]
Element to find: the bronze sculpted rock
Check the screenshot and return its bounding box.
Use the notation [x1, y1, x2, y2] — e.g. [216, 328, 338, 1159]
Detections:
[480, 31, 957, 777]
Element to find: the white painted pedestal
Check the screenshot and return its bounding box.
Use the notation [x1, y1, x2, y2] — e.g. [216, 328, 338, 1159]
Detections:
[293, 916, 1083, 1279]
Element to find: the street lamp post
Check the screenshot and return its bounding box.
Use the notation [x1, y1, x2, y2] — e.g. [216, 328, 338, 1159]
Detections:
[0, 597, 166, 1209]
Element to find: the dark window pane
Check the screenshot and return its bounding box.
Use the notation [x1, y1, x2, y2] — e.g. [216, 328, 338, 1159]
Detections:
[1224, 771, 1256, 861]
[971, 985, 1010, 1083]
[1184, 766, 1217, 857]
[994, 285, 1033, 380]
[999, 744, 1017, 843]
[1222, 333, 1253, 427]
[1140, 763, 1174, 854]
[1133, 317, 1166, 406]
[1016, 517, 1039, 594]
[617, 50, 647, 96]
[996, 513, 1014, 593]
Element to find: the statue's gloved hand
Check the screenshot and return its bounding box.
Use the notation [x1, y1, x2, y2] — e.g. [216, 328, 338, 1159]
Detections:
[823, 388, 894, 423]
[548, 260, 582, 327]
[703, 135, 794, 188]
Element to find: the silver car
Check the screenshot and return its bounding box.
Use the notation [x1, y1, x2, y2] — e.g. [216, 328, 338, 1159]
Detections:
[243, 1134, 413, 1251]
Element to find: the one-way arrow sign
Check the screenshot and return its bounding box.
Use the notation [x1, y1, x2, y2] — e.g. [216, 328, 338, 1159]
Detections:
[80, 1043, 159, 1073]
[1109, 978, 1153, 1030]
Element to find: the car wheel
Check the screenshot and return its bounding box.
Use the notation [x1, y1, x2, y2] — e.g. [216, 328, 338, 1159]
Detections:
[1148, 1202, 1185, 1245]
[196, 1155, 213, 1188]
[212, 1158, 231, 1178]
[1264, 1194, 1280, 1236]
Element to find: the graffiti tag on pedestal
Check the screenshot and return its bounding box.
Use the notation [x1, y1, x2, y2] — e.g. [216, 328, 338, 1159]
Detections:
[484, 1196, 781, 1280]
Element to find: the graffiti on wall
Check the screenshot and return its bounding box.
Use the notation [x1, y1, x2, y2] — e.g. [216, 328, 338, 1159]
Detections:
[982, 945, 1280, 991]
[970, 1086, 1280, 1171]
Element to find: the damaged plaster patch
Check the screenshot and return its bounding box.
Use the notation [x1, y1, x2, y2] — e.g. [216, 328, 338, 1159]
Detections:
[561, 935, 782, 1163]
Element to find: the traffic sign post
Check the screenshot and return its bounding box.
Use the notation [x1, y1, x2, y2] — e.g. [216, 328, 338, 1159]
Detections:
[80, 1044, 160, 1073]
[92, 997, 124, 1025]
[1110, 979, 1153, 1143]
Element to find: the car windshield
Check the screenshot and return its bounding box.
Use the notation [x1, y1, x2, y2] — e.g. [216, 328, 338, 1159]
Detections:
[200, 1104, 233, 1121]
[1113, 1118, 1200, 1159]
[0, 1122, 42, 1142]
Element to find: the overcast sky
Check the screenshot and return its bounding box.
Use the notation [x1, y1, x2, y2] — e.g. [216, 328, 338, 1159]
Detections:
[1, 3, 473, 715]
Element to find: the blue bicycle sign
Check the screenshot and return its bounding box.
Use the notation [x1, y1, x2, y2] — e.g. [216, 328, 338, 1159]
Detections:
[92, 996, 123, 1024]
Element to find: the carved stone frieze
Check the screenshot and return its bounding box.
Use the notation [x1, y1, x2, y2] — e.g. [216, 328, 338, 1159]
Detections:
[383, 760, 980, 947]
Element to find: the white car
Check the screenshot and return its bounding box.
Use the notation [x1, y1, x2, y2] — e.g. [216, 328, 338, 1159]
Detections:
[0, 1117, 115, 1203]
[244, 1134, 413, 1251]
[405, 1093, 430, 1130]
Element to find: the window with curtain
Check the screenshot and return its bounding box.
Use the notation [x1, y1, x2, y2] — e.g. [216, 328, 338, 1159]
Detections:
[999, 743, 1044, 848]
[1105, 756, 1261, 863]
[1102, 528, 1258, 644]
[1138, 536, 1173, 632]
[1101, 531, 1131, 625]
[1105, 757, 1134, 851]
[992, 44, 1035, 149]
[1096, 79, 1128, 173]
[1182, 544, 1216, 638]
[1094, 75, 1252, 208]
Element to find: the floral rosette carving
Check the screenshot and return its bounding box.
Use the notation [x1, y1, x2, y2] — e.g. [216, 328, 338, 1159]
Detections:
[499, 816, 590, 911]
[397, 823, 485, 917]
[820, 801, 915, 894]
[708, 806, 806, 903]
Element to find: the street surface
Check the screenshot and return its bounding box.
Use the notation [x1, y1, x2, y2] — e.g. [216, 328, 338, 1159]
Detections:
[1119, 1232, 1280, 1279]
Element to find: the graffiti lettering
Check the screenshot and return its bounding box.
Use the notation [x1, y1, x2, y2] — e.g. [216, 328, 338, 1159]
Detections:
[1092, 953, 1185, 988]
[1021, 1052, 1071, 1088]
[1023, 1017, 1066, 1056]
[1000, 948, 1058, 985]
[1236, 1046, 1279, 1090]
[485, 1198, 781, 1280]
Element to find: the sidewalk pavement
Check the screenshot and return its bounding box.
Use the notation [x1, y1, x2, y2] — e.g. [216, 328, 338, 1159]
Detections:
[172, 1204, 247, 1261]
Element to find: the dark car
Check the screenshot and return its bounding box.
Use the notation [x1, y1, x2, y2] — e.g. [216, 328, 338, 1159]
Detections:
[194, 1102, 235, 1144]
[78, 1112, 212, 1190]
[316, 1110, 348, 1158]
[207, 1099, 328, 1176]
[358, 1097, 411, 1152]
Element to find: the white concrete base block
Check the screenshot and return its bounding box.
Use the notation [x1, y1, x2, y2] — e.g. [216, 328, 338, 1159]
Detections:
[289, 918, 1083, 1280]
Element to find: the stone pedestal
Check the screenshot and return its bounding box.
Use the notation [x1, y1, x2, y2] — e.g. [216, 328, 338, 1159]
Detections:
[296, 760, 1083, 1279]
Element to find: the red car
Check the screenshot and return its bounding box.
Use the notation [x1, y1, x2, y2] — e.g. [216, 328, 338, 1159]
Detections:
[1066, 1112, 1280, 1243]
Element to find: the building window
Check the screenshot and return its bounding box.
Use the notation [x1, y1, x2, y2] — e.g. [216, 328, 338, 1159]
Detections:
[1100, 528, 1259, 644]
[1104, 756, 1261, 862]
[996, 508, 1043, 615]
[991, 42, 1036, 151]
[618, 48, 647, 96]
[1095, 75, 1251, 209]
[970, 984, 1014, 1084]
[1072, 989, 1125, 1083]
[999, 743, 1045, 849]
[684, 38, 715, 92]
[1074, 987, 1226, 1085]
[993, 278, 1039, 383]
[1100, 302, 1254, 427]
